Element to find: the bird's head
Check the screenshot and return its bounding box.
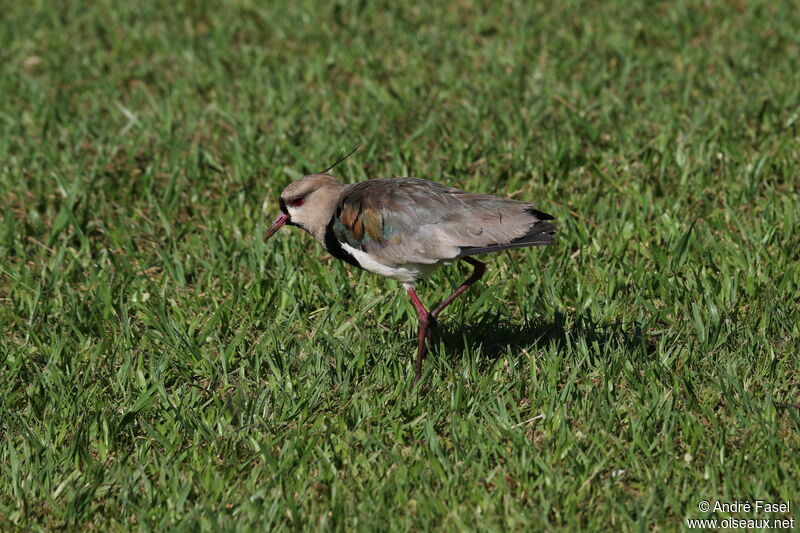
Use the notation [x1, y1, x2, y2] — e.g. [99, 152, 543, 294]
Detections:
[265, 174, 344, 244]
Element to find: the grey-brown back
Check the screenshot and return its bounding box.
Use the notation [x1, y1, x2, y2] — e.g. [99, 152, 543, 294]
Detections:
[330, 177, 556, 267]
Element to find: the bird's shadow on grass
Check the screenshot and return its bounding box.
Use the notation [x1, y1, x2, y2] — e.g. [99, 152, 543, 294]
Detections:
[430, 310, 649, 367]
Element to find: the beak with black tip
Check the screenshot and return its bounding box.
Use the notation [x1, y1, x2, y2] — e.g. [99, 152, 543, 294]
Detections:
[264, 213, 290, 241]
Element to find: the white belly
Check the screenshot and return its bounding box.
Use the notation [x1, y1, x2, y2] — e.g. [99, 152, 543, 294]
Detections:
[341, 243, 440, 283]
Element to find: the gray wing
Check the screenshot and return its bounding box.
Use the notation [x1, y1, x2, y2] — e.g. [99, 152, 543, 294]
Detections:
[332, 177, 556, 267]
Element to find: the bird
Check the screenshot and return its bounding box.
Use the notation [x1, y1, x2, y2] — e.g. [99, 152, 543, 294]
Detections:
[264, 171, 556, 383]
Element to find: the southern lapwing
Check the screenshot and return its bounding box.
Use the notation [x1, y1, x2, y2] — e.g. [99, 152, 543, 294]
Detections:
[264, 173, 556, 382]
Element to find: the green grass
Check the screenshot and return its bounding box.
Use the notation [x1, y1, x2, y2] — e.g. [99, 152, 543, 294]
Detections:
[1, 0, 799, 530]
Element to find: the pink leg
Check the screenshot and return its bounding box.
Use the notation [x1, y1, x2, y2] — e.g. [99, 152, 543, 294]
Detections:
[405, 258, 486, 383]
[406, 285, 432, 383]
[431, 257, 486, 318]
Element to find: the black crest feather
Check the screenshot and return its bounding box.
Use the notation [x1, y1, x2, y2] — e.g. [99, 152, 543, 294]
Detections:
[320, 145, 360, 174]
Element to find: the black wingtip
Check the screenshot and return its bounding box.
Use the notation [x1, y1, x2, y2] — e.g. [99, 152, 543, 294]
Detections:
[457, 221, 557, 256]
[525, 207, 555, 221]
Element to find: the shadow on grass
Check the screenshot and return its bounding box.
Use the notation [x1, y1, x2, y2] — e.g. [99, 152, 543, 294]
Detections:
[430, 310, 649, 365]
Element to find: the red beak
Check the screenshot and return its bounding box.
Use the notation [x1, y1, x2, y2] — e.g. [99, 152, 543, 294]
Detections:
[265, 213, 289, 241]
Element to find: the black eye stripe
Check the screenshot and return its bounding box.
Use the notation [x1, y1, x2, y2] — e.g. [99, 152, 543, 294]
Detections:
[279, 197, 288, 215]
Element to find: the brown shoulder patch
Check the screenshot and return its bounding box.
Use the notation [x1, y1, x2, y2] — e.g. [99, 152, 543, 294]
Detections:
[339, 203, 360, 233]
[362, 207, 383, 242]
[351, 215, 364, 241]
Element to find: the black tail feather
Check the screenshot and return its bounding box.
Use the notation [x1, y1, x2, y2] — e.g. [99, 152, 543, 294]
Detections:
[458, 220, 557, 256]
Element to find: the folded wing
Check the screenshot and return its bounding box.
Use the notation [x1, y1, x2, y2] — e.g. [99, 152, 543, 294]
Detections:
[332, 178, 556, 267]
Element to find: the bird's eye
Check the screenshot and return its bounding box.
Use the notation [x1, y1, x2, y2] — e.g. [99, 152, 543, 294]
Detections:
[290, 198, 305, 207]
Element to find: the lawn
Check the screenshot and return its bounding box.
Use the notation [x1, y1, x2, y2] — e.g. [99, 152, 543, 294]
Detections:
[1, 0, 798, 530]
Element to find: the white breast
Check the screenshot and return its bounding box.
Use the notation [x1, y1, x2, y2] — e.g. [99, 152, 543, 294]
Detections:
[341, 243, 440, 283]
